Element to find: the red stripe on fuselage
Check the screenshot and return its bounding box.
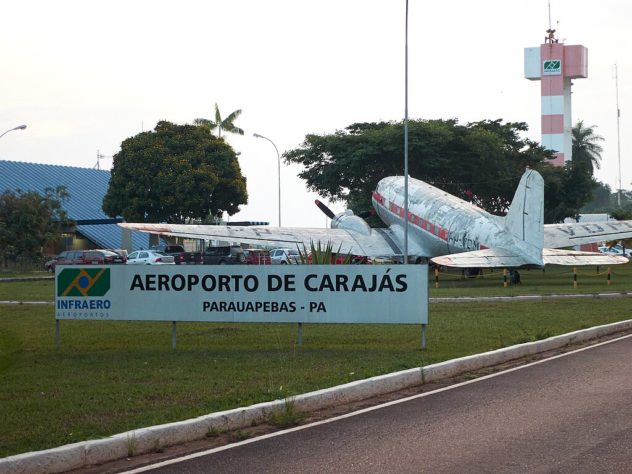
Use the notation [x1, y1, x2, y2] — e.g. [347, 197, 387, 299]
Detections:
[372, 191, 448, 242]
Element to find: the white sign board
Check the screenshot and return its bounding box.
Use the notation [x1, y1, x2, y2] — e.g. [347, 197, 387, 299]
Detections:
[55, 265, 428, 324]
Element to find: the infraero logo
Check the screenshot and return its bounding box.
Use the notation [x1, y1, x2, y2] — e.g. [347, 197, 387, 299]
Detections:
[57, 268, 111, 297]
[543, 59, 561, 75]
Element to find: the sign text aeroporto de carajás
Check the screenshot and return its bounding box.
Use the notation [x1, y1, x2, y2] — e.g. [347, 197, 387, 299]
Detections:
[55, 265, 428, 325]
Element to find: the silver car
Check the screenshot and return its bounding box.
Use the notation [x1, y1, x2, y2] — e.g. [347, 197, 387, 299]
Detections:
[270, 248, 301, 264]
[127, 250, 175, 265]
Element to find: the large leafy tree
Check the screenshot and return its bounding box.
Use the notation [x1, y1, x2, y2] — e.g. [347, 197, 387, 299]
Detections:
[193, 103, 244, 138]
[103, 121, 248, 223]
[0, 186, 68, 261]
[284, 119, 559, 219]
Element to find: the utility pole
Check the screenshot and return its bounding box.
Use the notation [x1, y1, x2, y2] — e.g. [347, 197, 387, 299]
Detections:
[614, 64, 622, 207]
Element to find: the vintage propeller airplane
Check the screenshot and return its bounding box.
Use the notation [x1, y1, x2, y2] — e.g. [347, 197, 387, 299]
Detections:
[120, 169, 631, 268]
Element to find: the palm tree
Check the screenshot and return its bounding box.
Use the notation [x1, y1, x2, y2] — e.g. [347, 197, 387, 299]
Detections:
[572, 120, 603, 175]
[194, 103, 244, 138]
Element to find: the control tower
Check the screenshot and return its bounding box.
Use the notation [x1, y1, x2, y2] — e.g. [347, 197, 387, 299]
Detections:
[524, 29, 588, 166]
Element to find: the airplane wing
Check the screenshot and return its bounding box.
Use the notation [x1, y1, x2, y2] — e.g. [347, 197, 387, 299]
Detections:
[119, 223, 402, 257]
[432, 247, 628, 268]
[431, 248, 534, 268]
[544, 220, 632, 248]
[542, 248, 629, 266]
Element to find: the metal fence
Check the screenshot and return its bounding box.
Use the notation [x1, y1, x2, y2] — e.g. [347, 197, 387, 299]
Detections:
[0, 255, 49, 273]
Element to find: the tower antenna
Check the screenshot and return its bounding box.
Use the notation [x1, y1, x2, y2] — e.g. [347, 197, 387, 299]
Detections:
[548, 0, 552, 30]
[545, 2, 558, 43]
[94, 149, 111, 170]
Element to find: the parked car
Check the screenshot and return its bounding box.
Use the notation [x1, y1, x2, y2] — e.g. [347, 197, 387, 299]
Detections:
[243, 249, 271, 265]
[202, 245, 246, 264]
[598, 244, 632, 257]
[127, 250, 175, 265]
[105, 248, 129, 260]
[368, 256, 399, 264]
[151, 244, 202, 264]
[270, 248, 301, 264]
[307, 253, 369, 264]
[44, 249, 126, 272]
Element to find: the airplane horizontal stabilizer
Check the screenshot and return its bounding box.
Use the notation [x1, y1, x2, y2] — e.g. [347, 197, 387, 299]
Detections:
[431, 248, 533, 268]
[432, 247, 629, 268]
[544, 220, 632, 248]
[542, 248, 629, 266]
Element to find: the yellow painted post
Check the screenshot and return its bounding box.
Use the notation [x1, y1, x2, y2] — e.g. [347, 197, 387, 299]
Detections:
[607, 267, 612, 286]
[573, 267, 577, 288]
[434, 268, 439, 288]
[503, 268, 508, 288]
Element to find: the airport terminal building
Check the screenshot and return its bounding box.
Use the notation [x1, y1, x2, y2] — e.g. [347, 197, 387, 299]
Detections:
[0, 160, 149, 253]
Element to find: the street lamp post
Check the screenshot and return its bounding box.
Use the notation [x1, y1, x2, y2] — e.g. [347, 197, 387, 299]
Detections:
[253, 133, 281, 227]
[0, 124, 27, 140]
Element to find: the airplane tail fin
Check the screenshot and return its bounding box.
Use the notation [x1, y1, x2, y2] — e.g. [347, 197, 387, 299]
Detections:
[505, 169, 544, 264]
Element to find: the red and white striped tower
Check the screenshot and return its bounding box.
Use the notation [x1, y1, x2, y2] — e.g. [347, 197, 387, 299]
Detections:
[524, 29, 588, 166]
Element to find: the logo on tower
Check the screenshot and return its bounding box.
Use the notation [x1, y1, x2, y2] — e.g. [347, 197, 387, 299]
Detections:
[543, 60, 562, 76]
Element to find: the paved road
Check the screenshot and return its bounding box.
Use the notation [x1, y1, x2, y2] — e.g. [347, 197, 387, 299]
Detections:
[129, 335, 632, 474]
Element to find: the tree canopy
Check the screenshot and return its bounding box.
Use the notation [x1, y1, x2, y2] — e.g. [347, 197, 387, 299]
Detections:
[0, 186, 68, 261]
[283, 119, 604, 224]
[103, 121, 248, 223]
[572, 120, 603, 175]
[284, 119, 568, 220]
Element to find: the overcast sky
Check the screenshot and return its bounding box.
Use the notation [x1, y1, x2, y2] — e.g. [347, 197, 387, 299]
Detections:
[1, 0, 630, 227]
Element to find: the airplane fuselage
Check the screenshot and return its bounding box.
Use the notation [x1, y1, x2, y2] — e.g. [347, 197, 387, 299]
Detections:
[372, 176, 510, 258]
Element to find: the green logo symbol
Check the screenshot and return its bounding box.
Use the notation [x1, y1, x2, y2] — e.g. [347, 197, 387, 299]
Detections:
[543, 60, 561, 74]
[57, 268, 111, 297]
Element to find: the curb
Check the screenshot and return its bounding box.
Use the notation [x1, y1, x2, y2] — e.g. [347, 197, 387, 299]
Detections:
[430, 292, 632, 303]
[2, 319, 632, 473]
[2, 292, 632, 306]
[0, 277, 53, 282]
[0, 301, 53, 305]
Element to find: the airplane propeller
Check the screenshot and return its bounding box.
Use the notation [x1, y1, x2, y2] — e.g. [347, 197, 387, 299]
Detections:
[315, 199, 374, 220]
[314, 200, 336, 219]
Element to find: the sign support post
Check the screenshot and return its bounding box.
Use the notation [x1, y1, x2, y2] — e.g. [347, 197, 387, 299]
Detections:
[297, 322, 303, 349]
[421, 323, 427, 350]
[55, 320, 60, 350]
[172, 321, 177, 351]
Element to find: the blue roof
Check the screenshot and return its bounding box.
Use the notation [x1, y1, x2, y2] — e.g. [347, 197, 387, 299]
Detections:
[0, 160, 149, 250]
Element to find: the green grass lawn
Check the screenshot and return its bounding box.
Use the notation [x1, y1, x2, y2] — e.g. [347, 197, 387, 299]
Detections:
[431, 263, 632, 296]
[0, 265, 631, 457]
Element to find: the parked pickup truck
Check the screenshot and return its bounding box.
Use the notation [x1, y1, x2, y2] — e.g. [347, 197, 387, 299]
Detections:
[151, 245, 202, 265]
[202, 245, 246, 264]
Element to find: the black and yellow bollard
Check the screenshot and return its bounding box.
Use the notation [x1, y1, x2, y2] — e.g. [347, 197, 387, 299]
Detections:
[503, 268, 508, 288]
[607, 267, 612, 286]
[435, 267, 440, 288]
[573, 267, 577, 288]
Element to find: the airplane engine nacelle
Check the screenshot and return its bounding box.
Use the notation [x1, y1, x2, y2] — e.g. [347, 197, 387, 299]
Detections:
[331, 210, 372, 236]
